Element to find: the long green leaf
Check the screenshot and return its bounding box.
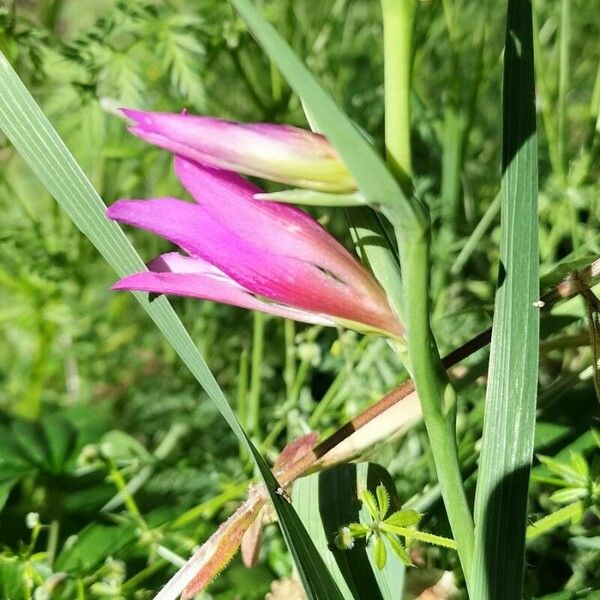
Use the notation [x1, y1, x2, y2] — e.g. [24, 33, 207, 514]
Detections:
[472, 0, 539, 597]
[294, 463, 405, 600]
[0, 52, 342, 600]
[229, 0, 411, 221]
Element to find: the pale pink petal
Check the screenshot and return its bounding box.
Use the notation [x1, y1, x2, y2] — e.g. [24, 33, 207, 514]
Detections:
[121, 108, 356, 192]
[240, 509, 264, 568]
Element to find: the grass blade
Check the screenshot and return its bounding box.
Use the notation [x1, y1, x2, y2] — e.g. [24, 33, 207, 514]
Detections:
[471, 0, 539, 597]
[0, 52, 343, 600]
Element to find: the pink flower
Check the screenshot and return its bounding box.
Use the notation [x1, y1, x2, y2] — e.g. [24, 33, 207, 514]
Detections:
[121, 108, 356, 192]
[107, 157, 402, 338]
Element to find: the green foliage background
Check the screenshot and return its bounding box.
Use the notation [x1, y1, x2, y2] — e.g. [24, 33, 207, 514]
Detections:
[0, 0, 599, 598]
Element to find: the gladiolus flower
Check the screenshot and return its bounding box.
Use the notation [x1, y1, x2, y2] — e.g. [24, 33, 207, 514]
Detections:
[107, 157, 403, 338]
[121, 108, 356, 192]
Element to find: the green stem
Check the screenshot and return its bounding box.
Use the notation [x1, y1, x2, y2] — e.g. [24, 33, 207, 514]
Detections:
[380, 0, 417, 190]
[451, 192, 501, 275]
[101, 424, 188, 513]
[76, 579, 85, 600]
[237, 347, 249, 441]
[270, 60, 283, 104]
[45, 520, 59, 567]
[591, 60, 600, 136]
[171, 481, 250, 529]
[558, 0, 578, 250]
[284, 319, 296, 400]
[395, 224, 475, 581]
[440, 106, 464, 236]
[231, 49, 270, 112]
[557, 0, 570, 181]
[441, 0, 456, 41]
[309, 337, 370, 427]
[262, 347, 314, 448]
[121, 559, 168, 594]
[43, 0, 65, 31]
[580, 59, 600, 176]
[525, 501, 583, 541]
[379, 0, 473, 586]
[532, 6, 562, 178]
[380, 523, 457, 550]
[18, 311, 55, 419]
[249, 311, 265, 438]
[106, 459, 146, 530]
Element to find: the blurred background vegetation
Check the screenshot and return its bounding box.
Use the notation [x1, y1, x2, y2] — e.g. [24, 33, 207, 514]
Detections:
[0, 0, 599, 598]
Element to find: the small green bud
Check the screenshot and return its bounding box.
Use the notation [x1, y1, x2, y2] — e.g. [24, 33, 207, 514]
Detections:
[334, 526, 355, 550]
[25, 512, 40, 529]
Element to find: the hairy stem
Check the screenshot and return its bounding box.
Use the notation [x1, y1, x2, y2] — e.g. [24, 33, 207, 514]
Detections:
[525, 501, 583, 541]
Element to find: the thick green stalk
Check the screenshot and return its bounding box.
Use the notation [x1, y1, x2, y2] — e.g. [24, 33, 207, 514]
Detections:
[380, 0, 417, 189]
[440, 106, 464, 236]
[380, 0, 474, 585]
[392, 222, 475, 582]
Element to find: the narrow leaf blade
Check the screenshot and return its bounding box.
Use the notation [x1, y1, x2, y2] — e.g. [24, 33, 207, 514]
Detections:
[0, 52, 342, 600]
[472, 1, 539, 597]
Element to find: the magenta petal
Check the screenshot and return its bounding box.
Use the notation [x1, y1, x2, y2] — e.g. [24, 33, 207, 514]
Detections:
[107, 198, 348, 312]
[113, 253, 335, 326]
[108, 198, 400, 333]
[173, 157, 384, 299]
